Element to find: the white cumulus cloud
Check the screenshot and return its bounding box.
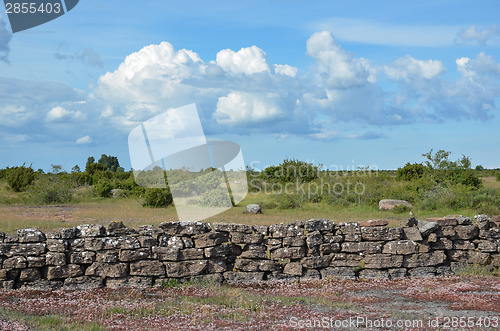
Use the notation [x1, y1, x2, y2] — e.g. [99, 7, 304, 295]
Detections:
[216, 46, 270, 75]
[384, 55, 445, 82]
[214, 91, 282, 124]
[46, 106, 84, 122]
[306, 31, 372, 89]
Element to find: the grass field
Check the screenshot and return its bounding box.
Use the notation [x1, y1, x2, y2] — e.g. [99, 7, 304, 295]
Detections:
[0, 177, 497, 234]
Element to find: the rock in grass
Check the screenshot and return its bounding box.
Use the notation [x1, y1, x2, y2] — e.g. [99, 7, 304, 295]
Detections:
[379, 199, 412, 211]
[243, 204, 262, 214]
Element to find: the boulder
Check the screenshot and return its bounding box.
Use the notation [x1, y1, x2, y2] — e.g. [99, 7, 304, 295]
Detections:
[243, 204, 262, 214]
[379, 199, 412, 211]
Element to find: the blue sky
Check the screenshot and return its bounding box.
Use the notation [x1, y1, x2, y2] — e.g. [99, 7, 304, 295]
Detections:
[0, 0, 499, 172]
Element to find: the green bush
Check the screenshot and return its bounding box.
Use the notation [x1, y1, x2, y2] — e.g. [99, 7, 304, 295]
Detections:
[396, 163, 425, 181]
[93, 179, 114, 198]
[496, 172, 500, 181]
[392, 204, 411, 214]
[142, 188, 173, 208]
[199, 188, 233, 208]
[7, 164, 36, 192]
[29, 175, 74, 204]
[261, 159, 319, 183]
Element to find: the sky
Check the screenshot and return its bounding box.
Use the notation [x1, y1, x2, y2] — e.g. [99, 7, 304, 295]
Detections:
[0, 0, 499, 172]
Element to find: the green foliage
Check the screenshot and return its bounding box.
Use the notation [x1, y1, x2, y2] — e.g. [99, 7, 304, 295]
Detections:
[93, 179, 114, 198]
[392, 204, 411, 214]
[29, 173, 75, 204]
[97, 154, 123, 172]
[496, 172, 500, 181]
[142, 188, 173, 208]
[261, 159, 319, 183]
[421, 149, 481, 189]
[7, 164, 36, 192]
[396, 163, 425, 181]
[199, 188, 233, 207]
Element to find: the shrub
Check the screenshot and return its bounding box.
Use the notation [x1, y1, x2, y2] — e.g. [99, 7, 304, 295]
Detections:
[142, 188, 173, 208]
[7, 164, 36, 192]
[93, 179, 114, 198]
[496, 172, 500, 181]
[199, 188, 233, 208]
[29, 175, 74, 204]
[261, 159, 319, 183]
[392, 204, 411, 214]
[396, 163, 425, 181]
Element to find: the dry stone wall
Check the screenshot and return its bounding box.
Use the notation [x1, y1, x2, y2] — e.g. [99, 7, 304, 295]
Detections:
[0, 215, 499, 290]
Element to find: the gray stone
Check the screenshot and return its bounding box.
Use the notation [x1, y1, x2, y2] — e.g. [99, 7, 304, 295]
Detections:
[223, 271, 264, 284]
[403, 251, 446, 268]
[76, 224, 106, 237]
[165, 260, 207, 278]
[240, 244, 268, 259]
[306, 231, 323, 248]
[178, 248, 204, 260]
[3, 256, 27, 269]
[359, 269, 390, 279]
[270, 246, 306, 260]
[193, 232, 229, 248]
[230, 232, 263, 244]
[364, 254, 403, 269]
[69, 251, 96, 264]
[409, 267, 436, 277]
[282, 237, 306, 247]
[300, 255, 332, 268]
[206, 258, 228, 273]
[27, 256, 45, 268]
[19, 268, 41, 282]
[330, 253, 363, 267]
[454, 240, 475, 250]
[320, 267, 356, 280]
[388, 268, 407, 278]
[64, 276, 103, 290]
[382, 240, 419, 255]
[417, 221, 439, 236]
[138, 236, 157, 248]
[119, 248, 151, 262]
[20, 280, 62, 290]
[243, 204, 262, 214]
[403, 227, 423, 241]
[96, 251, 119, 263]
[46, 252, 66, 266]
[85, 262, 129, 278]
[339, 222, 361, 242]
[159, 221, 209, 235]
[283, 262, 303, 276]
[454, 225, 479, 240]
[130, 260, 164, 276]
[305, 219, 335, 232]
[431, 237, 453, 250]
[234, 259, 280, 272]
[342, 242, 382, 254]
[47, 265, 70, 280]
[204, 244, 231, 258]
[152, 246, 180, 261]
[107, 277, 153, 288]
[361, 226, 402, 241]
[47, 239, 68, 252]
[17, 228, 45, 243]
[476, 240, 498, 252]
[379, 199, 412, 210]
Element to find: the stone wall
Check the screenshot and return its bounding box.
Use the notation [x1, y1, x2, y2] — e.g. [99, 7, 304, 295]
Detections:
[0, 215, 499, 290]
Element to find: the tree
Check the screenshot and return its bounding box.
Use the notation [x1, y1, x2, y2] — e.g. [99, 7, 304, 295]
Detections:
[97, 154, 121, 172]
[7, 164, 36, 192]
